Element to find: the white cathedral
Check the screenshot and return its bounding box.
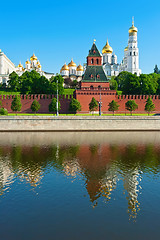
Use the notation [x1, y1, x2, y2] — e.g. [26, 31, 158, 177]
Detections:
[60, 18, 141, 78]
[0, 52, 54, 85]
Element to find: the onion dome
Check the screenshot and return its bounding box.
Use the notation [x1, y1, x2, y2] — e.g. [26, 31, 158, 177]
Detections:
[68, 59, 76, 67]
[30, 53, 38, 61]
[18, 62, 23, 68]
[124, 46, 128, 51]
[37, 64, 42, 69]
[102, 40, 113, 54]
[129, 17, 138, 34]
[25, 60, 30, 64]
[77, 64, 83, 71]
[60, 63, 69, 73]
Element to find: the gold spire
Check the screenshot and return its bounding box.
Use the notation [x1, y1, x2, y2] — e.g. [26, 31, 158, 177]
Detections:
[102, 39, 113, 54]
[18, 62, 23, 68]
[25, 59, 30, 64]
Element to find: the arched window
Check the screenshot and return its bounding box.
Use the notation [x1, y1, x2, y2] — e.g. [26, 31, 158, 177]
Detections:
[91, 58, 94, 64]
[96, 59, 99, 64]
[97, 74, 100, 79]
[134, 52, 136, 56]
[98, 85, 101, 90]
[130, 52, 132, 56]
[90, 74, 94, 79]
[90, 85, 94, 90]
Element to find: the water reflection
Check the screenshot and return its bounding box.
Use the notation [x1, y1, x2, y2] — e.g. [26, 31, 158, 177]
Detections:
[0, 132, 160, 222]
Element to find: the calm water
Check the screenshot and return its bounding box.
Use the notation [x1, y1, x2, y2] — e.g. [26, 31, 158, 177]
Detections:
[0, 132, 160, 240]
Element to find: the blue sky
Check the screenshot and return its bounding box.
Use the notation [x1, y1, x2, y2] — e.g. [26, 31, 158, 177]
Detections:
[1, 0, 160, 74]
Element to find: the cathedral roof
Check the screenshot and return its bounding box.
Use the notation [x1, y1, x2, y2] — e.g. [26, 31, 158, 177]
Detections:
[68, 59, 76, 67]
[102, 40, 113, 54]
[88, 42, 101, 57]
[82, 66, 108, 82]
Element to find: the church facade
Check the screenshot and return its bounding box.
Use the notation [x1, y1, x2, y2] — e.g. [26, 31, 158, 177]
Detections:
[0, 52, 54, 85]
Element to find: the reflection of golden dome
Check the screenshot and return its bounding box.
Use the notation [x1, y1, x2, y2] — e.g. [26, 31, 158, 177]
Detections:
[102, 40, 113, 54]
[30, 53, 38, 61]
[60, 63, 69, 72]
[124, 46, 128, 51]
[25, 60, 30, 64]
[77, 64, 83, 71]
[68, 59, 76, 67]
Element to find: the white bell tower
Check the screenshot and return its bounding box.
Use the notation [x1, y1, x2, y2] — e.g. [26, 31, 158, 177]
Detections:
[126, 17, 141, 76]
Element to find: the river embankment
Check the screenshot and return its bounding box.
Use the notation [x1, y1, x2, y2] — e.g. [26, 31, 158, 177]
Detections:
[0, 116, 160, 131]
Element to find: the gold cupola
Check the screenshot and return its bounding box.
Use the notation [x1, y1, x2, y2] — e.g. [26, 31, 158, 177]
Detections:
[129, 17, 138, 34]
[102, 40, 113, 54]
[30, 53, 38, 61]
[18, 62, 23, 68]
[25, 60, 30, 64]
[77, 64, 83, 71]
[124, 46, 128, 51]
[68, 59, 77, 67]
[60, 63, 69, 72]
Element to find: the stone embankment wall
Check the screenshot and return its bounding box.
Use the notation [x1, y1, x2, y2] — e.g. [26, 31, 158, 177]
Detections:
[0, 116, 160, 131]
[0, 95, 72, 113]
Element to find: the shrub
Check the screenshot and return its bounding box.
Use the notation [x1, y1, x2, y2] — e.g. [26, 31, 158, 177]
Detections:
[0, 108, 8, 115]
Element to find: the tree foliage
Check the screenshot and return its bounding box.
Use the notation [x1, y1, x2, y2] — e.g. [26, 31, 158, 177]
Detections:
[8, 71, 21, 91]
[145, 97, 155, 115]
[0, 108, 8, 115]
[154, 65, 159, 74]
[31, 100, 41, 113]
[108, 100, 119, 115]
[50, 74, 64, 95]
[89, 97, 98, 112]
[49, 98, 61, 114]
[69, 98, 81, 113]
[11, 96, 22, 113]
[125, 100, 138, 115]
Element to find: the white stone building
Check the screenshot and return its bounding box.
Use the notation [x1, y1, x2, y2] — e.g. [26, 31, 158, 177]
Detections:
[60, 59, 84, 81]
[0, 52, 54, 85]
[120, 18, 141, 76]
[102, 40, 119, 77]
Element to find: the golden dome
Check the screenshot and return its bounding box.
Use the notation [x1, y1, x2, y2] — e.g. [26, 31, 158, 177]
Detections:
[60, 63, 69, 72]
[102, 40, 113, 54]
[25, 60, 30, 64]
[18, 63, 23, 68]
[124, 46, 128, 51]
[77, 64, 83, 71]
[68, 59, 76, 67]
[37, 64, 41, 69]
[129, 17, 138, 34]
[30, 53, 38, 61]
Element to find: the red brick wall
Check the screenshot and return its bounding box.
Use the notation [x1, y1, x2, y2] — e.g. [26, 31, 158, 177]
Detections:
[0, 95, 72, 114]
[75, 90, 160, 114]
[87, 56, 102, 66]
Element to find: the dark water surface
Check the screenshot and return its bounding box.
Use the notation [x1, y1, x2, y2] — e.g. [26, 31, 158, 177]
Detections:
[0, 132, 160, 240]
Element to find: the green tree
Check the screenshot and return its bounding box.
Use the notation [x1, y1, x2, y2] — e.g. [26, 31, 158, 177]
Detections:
[49, 98, 61, 115]
[69, 98, 81, 114]
[125, 100, 138, 115]
[8, 71, 20, 91]
[145, 97, 155, 115]
[154, 65, 159, 74]
[50, 74, 64, 95]
[31, 100, 40, 114]
[0, 100, 2, 108]
[89, 97, 98, 114]
[108, 100, 119, 115]
[11, 96, 22, 115]
[109, 77, 118, 90]
[139, 74, 158, 95]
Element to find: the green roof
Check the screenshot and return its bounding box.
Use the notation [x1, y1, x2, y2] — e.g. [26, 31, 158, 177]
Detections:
[88, 43, 101, 57]
[82, 66, 108, 82]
